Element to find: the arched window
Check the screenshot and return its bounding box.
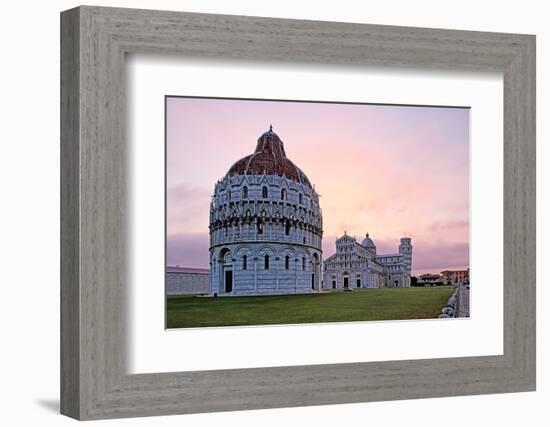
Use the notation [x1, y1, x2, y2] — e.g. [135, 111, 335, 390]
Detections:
[285, 221, 291, 236]
[302, 257, 306, 270]
[227, 190, 231, 201]
[262, 186, 268, 198]
[285, 255, 290, 270]
[257, 220, 264, 234]
[299, 193, 303, 204]
[281, 188, 286, 200]
[242, 186, 248, 198]
[264, 254, 270, 270]
[242, 255, 247, 270]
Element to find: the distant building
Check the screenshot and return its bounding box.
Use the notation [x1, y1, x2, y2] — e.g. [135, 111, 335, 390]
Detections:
[417, 273, 441, 286]
[440, 268, 469, 285]
[323, 233, 412, 289]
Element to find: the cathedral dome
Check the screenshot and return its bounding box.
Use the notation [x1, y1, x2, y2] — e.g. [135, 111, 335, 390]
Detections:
[226, 126, 312, 188]
[361, 233, 376, 248]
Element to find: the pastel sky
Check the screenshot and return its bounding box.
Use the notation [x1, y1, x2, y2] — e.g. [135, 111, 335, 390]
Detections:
[166, 97, 470, 275]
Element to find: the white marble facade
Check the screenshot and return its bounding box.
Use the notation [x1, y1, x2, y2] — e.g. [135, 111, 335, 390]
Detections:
[323, 233, 413, 289]
[208, 127, 323, 295]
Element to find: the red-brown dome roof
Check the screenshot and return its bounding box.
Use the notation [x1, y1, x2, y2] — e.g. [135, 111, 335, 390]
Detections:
[226, 126, 312, 188]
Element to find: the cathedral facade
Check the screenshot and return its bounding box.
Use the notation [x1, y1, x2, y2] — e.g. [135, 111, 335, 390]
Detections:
[323, 233, 412, 289]
[208, 127, 323, 295]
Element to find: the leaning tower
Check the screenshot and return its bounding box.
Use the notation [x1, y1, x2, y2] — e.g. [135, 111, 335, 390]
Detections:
[399, 237, 413, 286]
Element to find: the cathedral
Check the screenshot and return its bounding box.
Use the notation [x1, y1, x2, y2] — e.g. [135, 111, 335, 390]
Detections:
[323, 233, 412, 289]
[208, 126, 323, 295]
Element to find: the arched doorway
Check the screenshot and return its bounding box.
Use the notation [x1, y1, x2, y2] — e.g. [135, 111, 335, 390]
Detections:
[343, 272, 349, 289]
[218, 248, 233, 294]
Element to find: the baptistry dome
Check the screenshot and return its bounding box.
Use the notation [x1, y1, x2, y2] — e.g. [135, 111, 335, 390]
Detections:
[208, 126, 323, 296]
[226, 125, 312, 188]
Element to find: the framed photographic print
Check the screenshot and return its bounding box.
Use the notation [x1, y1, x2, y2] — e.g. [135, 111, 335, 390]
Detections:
[61, 6, 536, 420]
[164, 96, 470, 330]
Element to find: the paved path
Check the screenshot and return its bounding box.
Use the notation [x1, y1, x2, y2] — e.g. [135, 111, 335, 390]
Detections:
[457, 286, 470, 317]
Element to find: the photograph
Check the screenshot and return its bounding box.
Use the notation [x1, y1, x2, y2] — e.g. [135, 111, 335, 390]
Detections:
[165, 96, 471, 328]
[51, 3, 537, 421]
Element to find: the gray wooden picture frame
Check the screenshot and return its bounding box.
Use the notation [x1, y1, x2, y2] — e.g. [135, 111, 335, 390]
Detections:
[60, 5, 536, 420]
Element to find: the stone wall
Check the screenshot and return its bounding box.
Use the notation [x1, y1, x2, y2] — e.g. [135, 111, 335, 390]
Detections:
[210, 244, 322, 295]
[438, 285, 470, 318]
[166, 267, 210, 295]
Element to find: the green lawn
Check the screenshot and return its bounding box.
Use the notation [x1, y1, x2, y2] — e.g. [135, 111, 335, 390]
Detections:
[166, 286, 455, 329]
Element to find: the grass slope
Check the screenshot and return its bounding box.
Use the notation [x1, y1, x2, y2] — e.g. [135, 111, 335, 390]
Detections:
[166, 286, 455, 329]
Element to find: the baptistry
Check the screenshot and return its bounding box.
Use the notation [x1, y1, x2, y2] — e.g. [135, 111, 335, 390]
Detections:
[208, 126, 323, 295]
